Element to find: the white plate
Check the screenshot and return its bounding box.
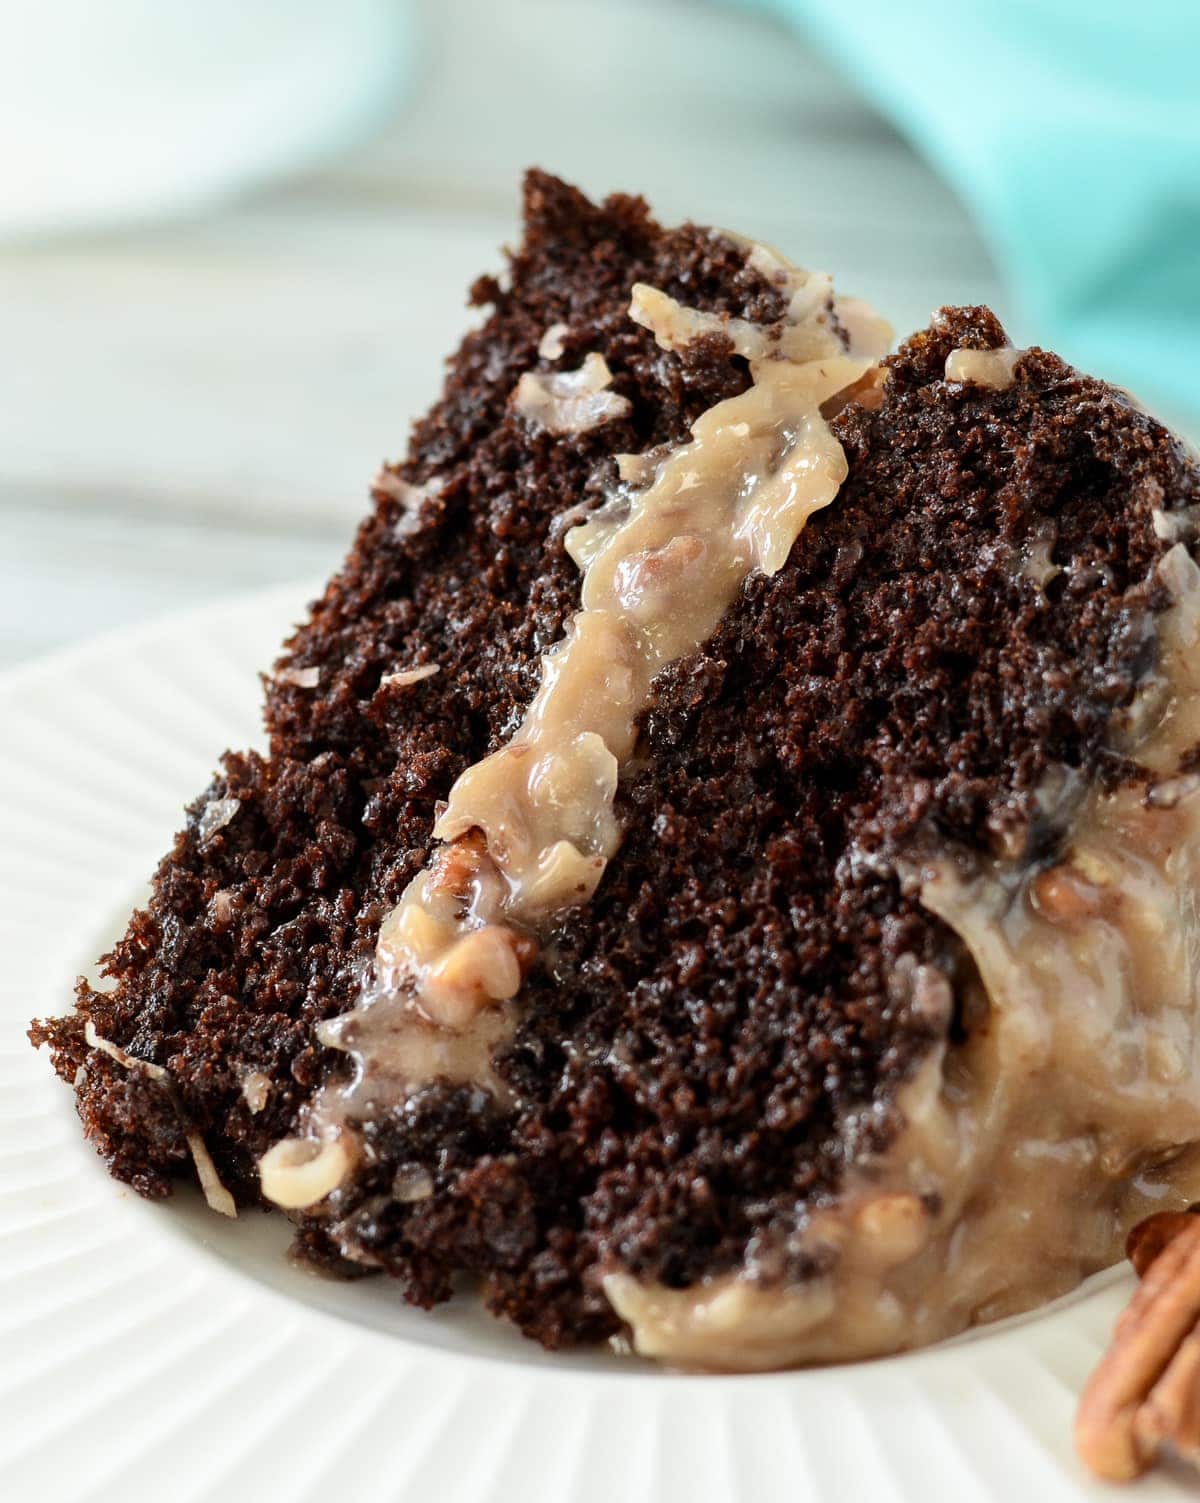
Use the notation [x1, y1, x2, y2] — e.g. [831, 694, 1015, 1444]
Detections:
[0, 585, 1192, 1503]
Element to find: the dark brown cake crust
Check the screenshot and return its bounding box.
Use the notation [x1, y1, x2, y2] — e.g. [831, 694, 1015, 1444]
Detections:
[33, 172, 1200, 1349]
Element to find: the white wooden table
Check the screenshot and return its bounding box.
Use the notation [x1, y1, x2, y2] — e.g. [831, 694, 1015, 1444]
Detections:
[1, 0, 1001, 672]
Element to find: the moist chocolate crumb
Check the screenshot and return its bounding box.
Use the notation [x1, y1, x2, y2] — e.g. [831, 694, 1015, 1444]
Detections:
[31, 171, 1200, 1350]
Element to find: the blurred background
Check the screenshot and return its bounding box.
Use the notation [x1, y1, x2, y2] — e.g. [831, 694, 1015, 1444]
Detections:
[4, 0, 1195, 671]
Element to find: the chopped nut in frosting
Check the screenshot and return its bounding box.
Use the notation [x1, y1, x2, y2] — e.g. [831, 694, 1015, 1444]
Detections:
[512, 353, 632, 435]
[374, 471, 442, 539]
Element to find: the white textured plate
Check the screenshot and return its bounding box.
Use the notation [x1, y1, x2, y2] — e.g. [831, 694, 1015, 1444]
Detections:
[0, 585, 1193, 1503]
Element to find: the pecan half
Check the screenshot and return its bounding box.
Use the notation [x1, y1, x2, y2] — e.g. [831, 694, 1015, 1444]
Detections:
[1076, 1211, 1200, 1480]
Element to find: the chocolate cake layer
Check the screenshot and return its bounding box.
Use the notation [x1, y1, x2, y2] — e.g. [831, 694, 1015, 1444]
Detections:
[33, 172, 1200, 1357]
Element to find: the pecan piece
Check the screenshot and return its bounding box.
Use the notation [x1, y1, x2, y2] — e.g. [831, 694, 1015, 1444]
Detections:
[1127, 1211, 1200, 1280]
[427, 829, 493, 902]
[1030, 863, 1107, 923]
[1076, 1213, 1200, 1480]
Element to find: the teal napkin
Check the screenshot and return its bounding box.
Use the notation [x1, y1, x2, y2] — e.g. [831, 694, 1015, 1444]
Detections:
[759, 0, 1200, 427]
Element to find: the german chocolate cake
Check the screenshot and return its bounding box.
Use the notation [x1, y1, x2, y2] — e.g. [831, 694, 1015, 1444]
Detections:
[33, 172, 1200, 1371]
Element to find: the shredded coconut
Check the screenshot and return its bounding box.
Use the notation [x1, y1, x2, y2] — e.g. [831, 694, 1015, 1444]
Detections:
[258, 1133, 357, 1210]
[380, 664, 441, 689]
[538, 321, 569, 360]
[197, 797, 240, 844]
[512, 353, 632, 435]
[84, 1021, 235, 1218]
[185, 1131, 237, 1218]
[84, 1019, 168, 1081]
[276, 665, 320, 689]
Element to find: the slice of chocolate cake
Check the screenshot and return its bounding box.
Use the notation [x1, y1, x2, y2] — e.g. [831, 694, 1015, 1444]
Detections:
[32, 171, 1200, 1370]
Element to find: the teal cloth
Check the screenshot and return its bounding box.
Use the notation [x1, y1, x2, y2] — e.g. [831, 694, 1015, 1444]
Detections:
[759, 0, 1200, 427]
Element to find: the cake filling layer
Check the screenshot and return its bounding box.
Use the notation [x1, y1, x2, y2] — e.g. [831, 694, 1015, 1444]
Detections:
[258, 249, 885, 1211]
[606, 542, 1200, 1368]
